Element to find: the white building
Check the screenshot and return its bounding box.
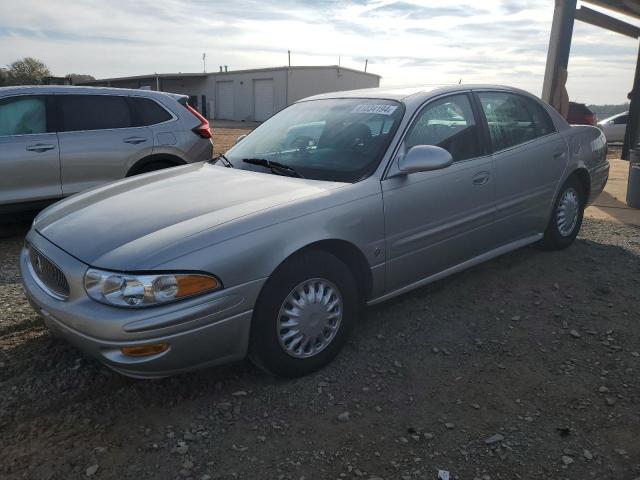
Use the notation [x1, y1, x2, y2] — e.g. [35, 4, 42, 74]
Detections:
[80, 66, 381, 121]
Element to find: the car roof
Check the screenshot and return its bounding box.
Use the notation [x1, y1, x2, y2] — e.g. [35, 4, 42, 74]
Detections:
[298, 84, 541, 103]
[601, 111, 628, 122]
[0, 85, 185, 101]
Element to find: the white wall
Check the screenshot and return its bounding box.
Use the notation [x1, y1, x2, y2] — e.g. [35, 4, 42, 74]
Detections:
[205, 70, 288, 121]
[159, 78, 209, 113]
[119, 67, 381, 121]
[287, 67, 380, 104]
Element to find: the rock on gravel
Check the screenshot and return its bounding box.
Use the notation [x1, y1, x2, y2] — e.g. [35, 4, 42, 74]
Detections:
[337, 411, 350, 422]
[484, 434, 504, 445]
[86, 464, 99, 477]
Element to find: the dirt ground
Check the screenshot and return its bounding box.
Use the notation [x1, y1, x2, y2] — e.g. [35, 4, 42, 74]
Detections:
[0, 137, 639, 480]
[211, 127, 253, 155]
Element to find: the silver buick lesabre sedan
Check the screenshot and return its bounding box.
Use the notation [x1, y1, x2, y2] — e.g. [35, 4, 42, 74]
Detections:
[21, 85, 609, 379]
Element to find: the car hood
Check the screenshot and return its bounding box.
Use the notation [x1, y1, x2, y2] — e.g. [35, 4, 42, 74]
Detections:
[35, 163, 345, 269]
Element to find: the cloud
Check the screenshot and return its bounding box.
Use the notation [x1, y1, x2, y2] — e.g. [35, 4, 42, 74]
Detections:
[365, 1, 487, 18]
[0, 0, 636, 103]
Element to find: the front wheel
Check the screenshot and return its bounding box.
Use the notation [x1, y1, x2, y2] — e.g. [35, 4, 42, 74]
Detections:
[249, 250, 359, 378]
[540, 177, 585, 250]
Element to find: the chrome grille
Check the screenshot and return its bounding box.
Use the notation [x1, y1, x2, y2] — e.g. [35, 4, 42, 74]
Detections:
[28, 244, 70, 300]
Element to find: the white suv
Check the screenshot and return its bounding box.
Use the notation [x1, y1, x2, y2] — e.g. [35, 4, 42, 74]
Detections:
[0, 86, 213, 212]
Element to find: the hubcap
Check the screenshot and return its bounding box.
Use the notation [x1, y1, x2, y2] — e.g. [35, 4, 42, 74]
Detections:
[276, 278, 343, 359]
[557, 187, 579, 237]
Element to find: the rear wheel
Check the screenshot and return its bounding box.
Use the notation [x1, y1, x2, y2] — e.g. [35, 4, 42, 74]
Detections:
[249, 250, 359, 378]
[540, 177, 585, 250]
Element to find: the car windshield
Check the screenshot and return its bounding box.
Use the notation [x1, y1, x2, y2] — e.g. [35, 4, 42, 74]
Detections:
[224, 98, 404, 182]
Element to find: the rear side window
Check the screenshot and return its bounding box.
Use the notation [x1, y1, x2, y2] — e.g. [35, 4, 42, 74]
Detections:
[477, 92, 556, 152]
[58, 95, 132, 132]
[0, 96, 46, 136]
[129, 97, 172, 126]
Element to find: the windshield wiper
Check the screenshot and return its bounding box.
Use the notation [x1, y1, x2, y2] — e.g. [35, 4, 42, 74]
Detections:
[242, 158, 303, 178]
[211, 153, 234, 168]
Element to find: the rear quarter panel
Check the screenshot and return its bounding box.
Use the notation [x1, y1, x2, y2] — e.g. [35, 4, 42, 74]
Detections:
[149, 97, 213, 163]
[561, 125, 609, 204]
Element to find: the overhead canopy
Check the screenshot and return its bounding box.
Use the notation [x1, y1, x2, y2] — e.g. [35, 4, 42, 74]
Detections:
[583, 0, 640, 20]
[542, 0, 640, 160]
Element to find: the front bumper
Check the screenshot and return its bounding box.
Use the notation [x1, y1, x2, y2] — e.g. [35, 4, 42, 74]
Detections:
[20, 230, 264, 378]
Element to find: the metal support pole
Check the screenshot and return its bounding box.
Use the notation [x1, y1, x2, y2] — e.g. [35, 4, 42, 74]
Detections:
[542, 0, 576, 106]
[623, 39, 640, 160]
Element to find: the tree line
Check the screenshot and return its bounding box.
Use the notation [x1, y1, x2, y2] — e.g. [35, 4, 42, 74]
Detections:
[0, 57, 94, 86]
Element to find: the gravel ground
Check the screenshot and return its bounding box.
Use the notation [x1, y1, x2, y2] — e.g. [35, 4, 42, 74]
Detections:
[1, 217, 639, 480]
[1, 140, 639, 479]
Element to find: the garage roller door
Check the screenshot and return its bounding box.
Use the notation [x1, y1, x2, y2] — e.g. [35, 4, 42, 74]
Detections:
[253, 79, 274, 121]
[216, 82, 234, 120]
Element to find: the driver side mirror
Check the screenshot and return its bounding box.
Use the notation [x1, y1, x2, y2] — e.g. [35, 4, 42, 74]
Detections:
[396, 145, 453, 175]
[235, 134, 248, 144]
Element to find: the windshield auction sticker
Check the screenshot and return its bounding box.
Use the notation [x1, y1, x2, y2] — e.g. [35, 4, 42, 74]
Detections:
[351, 104, 398, 115]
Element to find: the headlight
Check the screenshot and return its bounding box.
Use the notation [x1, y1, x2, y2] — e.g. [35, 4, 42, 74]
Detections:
[84, 269, 220, 307]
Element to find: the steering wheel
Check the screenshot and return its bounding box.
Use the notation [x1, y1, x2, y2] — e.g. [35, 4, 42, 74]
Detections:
[290, 135, 316, 150]
[335, 123, 372, 151]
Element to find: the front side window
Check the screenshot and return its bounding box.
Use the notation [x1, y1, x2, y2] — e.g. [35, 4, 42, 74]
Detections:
[59, 95, 132, 132]
[0, 96, 46, 136]
[225, 98, 404, 182]
[404, 93, 482, 162]
[613, 114, 627, 125]
[478, 92, 556, 152]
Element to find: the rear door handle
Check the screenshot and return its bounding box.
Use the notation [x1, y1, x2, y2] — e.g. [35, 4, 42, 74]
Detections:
[25, 143, 56, 152]
[473, 171, 490, 186]
[553, 150, 566, 159]
[123, 137, 147, 145]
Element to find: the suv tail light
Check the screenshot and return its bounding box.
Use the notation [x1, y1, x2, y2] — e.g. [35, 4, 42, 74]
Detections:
[186, 104, 212, 139]
[586, 113, 597, 126]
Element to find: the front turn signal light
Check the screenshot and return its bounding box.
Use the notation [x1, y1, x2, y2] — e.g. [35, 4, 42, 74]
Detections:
[176, 275, 219, 298]
[121, 343, 170, 357]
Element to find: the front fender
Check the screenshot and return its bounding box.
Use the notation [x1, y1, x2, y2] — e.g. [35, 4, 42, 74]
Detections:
[152, 178, 386, 297]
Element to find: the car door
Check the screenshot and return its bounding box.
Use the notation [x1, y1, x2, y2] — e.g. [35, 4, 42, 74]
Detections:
[0, 95, 61, 207]
[56, 94, 153, 195]
[475, 90, 568, 243]
[381, 93, 496, 293]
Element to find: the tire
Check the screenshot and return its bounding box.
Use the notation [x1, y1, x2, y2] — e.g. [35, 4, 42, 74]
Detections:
[132, 161, 175, 175]
[539, 176, 585, 250]
[249, 250, 359, 378]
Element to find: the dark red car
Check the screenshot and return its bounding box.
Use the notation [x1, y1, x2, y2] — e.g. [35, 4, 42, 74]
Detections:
[567, 102, 597, 126]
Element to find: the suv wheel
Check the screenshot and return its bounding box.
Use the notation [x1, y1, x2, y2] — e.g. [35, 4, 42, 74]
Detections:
[249, 250, 359, 378]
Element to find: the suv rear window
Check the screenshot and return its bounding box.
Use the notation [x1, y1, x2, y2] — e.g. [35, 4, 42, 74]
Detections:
[58, 95, 132, 132]
[129, 97, 172, 126]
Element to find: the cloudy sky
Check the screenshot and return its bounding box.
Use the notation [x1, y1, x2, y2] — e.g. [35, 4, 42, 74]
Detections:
[0, 0, 638, 104]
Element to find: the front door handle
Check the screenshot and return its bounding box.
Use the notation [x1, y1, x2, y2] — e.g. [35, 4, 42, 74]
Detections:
[25, 143, 56, 153]
[473, 171, 490, 186]
[123, 137, 147, 145]
[553, 150, 566, 160]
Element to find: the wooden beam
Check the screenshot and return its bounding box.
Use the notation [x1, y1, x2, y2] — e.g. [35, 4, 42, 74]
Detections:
[542, 0, 577, 104]
[575, 6, 640, 38]
[583, 0, 640, 22]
